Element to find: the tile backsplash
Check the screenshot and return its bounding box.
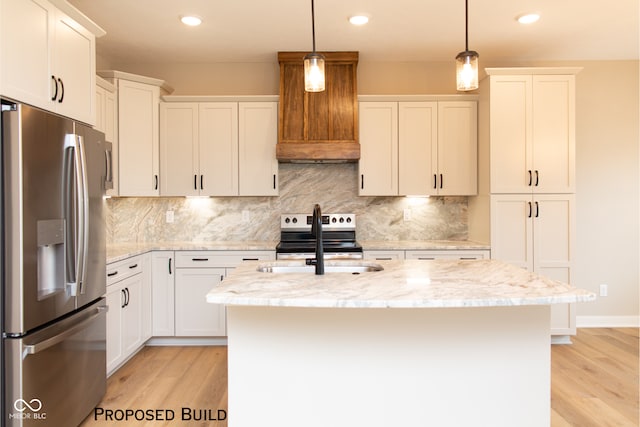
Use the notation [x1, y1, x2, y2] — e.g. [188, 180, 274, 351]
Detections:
[106, 163, 468, 243]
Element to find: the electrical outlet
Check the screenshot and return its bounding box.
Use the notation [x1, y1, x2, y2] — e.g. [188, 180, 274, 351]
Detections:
[403, 208, 411, 221]
[242, 210, 250, 222]
[166, 210, 174, 223]
[599, 284, 608, 297]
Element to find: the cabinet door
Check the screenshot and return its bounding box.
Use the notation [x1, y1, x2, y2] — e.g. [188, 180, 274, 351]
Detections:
[175, 268, 226, 337]
[239, 102, 278, 196]
[51, 10, 95, 125]
[121, 274, 143, 356]
[437, 101, 477, 195]
[151, 251, 175, 336]
[398, 102, 437, 196]
[489, 75, 532, 193]
[490, 195, 534, 271]
[160, 102, 199, 196]
[199, 103, 238, 196]
[105, 283, 124, 374]
[359, 102, 398, 196]
[118, 79, 160, 196]
[532, 75, 575, 193]
[0, 0, 52, 109]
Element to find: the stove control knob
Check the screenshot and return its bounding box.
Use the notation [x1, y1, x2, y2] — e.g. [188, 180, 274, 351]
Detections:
[346, 217, 352, 223]
[339, 217, 345, 223]
[285, 217, 290, 223]
[292, 218, 297, 224]
[332, 217, 337, 223]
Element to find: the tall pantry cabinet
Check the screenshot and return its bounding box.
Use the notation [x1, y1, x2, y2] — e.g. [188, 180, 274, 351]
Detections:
[469, 67, 581, 341]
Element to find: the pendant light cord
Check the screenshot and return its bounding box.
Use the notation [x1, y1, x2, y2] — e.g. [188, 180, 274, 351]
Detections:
[311, 0, 317, 53]
[464, 0, 469, 51]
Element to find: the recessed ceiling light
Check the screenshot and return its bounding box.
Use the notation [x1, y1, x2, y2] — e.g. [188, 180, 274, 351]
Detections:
[517, 13, 540, 24]
[181, 15, 202, 26]
[349, 15, 369, 26]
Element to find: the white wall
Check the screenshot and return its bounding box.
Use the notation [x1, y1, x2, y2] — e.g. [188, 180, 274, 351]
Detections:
[104, 58, 639, 321]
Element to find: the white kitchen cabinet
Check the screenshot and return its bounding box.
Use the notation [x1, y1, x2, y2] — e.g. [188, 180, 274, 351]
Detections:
[151, 251, 175, 336]
[487, 73, 575, 194]
[160, 102, 238, 196]
[100, 71, 173, 197]
[359, 97, 477, 196]
[96, 76, 118, 195]
[490, 194, 575, 335]
[175, 268, 227, 337]
[238, 102, 279, 196]
[0, 0, 95, 124]
[106, 255, 145, 375]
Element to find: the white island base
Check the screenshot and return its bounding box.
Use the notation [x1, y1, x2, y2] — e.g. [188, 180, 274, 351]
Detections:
[227, 304, 551, 427]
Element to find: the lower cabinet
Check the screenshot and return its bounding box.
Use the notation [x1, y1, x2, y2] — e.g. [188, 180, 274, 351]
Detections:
[105, 254, 151, 375]
[151, 250, 275, 339]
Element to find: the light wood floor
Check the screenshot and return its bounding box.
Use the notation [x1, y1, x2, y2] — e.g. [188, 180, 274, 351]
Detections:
[81, 328, 638, 427]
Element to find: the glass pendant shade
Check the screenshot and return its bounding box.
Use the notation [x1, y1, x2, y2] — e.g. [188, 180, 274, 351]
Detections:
[304, 52, 325, 92]
[455, 50, 479, 91]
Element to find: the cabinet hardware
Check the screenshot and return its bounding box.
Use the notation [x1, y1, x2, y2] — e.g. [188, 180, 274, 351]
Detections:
[534, 170, 539, 186]
[273, 174, 276, 189]
[51, 75, 57, 101]
[168, 258, 172, 274]
[192, 258, 209, 262]
[433, 174, 437, 189]
[460, 257, 477, 260]
[527, 202, 532, 218]
[528, 170, 532, 186]
[107, 271, 118, 277]
[200, 174, 204, 190]
[361, 174, 364, 190]
[57, 78, 64, 102]
[194, 174, 198, 190]
[376, 257, 393, 260]
[154, 175, 159, 190]
[128, 264, 138, 269]
[125, 288, 130, 307]
[418, 257, 436, 260]
[242, 258, 259, 261]
[535, 201, 539, 217]
[220, 275, 224, 281]
[440, 173, 443, 189]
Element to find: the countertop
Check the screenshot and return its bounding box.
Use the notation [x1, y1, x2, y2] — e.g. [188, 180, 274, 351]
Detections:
[206, 259, 595, 309]
[107, 240, 489, 263]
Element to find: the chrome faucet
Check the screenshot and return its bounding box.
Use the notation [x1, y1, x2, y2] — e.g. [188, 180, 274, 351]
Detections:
[305, 204, 324, 274]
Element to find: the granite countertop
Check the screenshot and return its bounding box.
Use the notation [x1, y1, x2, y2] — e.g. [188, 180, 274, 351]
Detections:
[107, 240, 489, 263]
[206, 259, 595, 309]
[107, 241, 278, 263]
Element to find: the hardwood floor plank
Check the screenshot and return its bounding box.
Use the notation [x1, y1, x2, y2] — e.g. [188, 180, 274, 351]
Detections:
[81, 329, 638, 427]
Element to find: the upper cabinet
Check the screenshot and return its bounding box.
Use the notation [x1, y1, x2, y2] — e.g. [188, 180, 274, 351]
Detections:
[277, 51, 359, 162]
[160, 97, 278, 197]
[485, 71, 576, 194]
[359, 96, 477, 196]
[0, 0, 97, 124]
[99, 71, 173, 197]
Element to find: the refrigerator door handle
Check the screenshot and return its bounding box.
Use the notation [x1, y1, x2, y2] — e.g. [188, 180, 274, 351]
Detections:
[22, 305, 108, 355]
[63, 134, 89, 296]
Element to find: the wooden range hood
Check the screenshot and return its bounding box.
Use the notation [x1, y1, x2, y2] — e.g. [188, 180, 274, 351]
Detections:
[277, 51, 359, 162]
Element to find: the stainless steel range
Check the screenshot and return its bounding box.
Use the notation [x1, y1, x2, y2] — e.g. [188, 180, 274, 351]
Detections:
[276, 213, 363, 260]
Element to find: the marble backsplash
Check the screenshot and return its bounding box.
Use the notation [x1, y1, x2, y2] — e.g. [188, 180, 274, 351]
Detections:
[106, 163, 468, 243]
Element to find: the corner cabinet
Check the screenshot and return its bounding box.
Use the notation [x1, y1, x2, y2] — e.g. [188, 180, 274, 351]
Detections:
[99, 71, 173, 197]
[0, 0, 97, 124]
[358, 96, 477, 196]
[160, 97, 278, 197]
[469, 67, 581, 339]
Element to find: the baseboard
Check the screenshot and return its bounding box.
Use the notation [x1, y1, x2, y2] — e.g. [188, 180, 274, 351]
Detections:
[146, 337, 228, 346]
[576, 315, 640, 328]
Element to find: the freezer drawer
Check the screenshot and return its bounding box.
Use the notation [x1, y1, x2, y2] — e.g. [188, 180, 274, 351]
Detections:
[4, 299, 107, 427]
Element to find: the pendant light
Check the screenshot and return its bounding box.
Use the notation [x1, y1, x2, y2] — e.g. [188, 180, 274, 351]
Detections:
[455, 0, 479, 91]
[304, 0, 325, 92]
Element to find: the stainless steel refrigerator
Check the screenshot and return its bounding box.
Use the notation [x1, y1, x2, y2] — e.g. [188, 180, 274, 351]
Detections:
[1, 100, 111, 426]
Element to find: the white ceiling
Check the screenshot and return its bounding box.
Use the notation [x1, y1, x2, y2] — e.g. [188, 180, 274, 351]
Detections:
[68, 0, 639, 65]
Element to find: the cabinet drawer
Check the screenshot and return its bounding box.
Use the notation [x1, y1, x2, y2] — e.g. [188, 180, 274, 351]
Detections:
[175, 251, 275, 268]
[107, 255, 143, 286]
[363, 250, 405, 260]
[405, 250, 490, 260]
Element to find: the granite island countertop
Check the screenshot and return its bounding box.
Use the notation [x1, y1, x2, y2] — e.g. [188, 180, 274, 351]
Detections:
[206, 259, 595, 309]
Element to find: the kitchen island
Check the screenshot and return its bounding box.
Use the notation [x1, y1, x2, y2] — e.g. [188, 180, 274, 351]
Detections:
[206, 259, 595, 427]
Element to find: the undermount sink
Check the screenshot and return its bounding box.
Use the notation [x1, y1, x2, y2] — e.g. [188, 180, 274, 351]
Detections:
[257, 263, 384, 274]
